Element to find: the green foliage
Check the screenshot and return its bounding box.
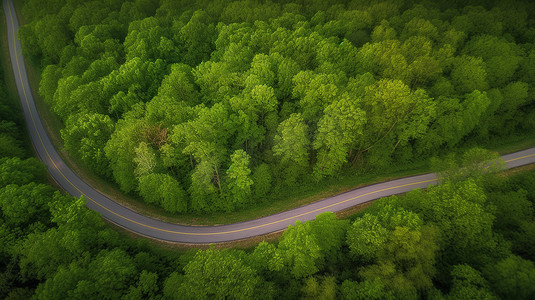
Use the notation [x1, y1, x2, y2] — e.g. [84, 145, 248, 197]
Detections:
[278, 220, 323, 278]
[123, 270, 159, 300]
[134, 141, 158, 177]
[273, 114, 309, 167]
[251, 163, 272, 200]
[8, 1, 535, 297]
[0, 134, 25, 158]
[175, 249, 261, 299]
[0, 183, 55, 227]
[0, 157, 46, 187]
[49, 195, 106, 232]
[488, 189, 533, 233]
[17, 228, 75, 281]
[447, 265, 497, 300]
[138, 173, 187, 213]
[177, 10, 216, 66]
[309, 212, 349, 257]
[313, 94, 366, 179]
[302, 275, 337, 300]
[157, 63, 199, 106]
[360, 79, 435, 168]
[85, 249, 138, 299]
[404, 179, 503, 270]
[33, 262, 88, 299]
[2, 161, 535, 299]
[16, 0, 535, 215]
[34, 248, 138, 300]
[39, 64, 63, 105]
[346, 213, 389, 262]
[512, 221, 535, 261]
[250, 241, 284, 273]
[347, 204, 422, 261]
[226, 149, 253, 209]
[273, 113, 310, 185]
[463, 35, 522, 87]
[188, 160, 220, 212]
[451, 56, 488, 94]
[346, 202, 439, 297]
[341, 278, 394, 300]
[104, 118, 147, 193]
[279, 212, 347, 278]
[484, 255, 535, 300]
[61, 113, 115, 177]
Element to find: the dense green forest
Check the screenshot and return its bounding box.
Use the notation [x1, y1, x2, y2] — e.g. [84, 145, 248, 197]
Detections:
[3, 0, 535, 298]
[17, 0, 535, 214]
[2, 35, 535, 298]
[2, 57, 535, 298]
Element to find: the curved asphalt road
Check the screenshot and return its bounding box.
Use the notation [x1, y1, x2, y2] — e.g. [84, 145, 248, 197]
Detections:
[4, 0, 535, 243]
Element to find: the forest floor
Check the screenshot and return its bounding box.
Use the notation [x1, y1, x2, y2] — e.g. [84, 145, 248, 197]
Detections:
[5, 0, 535, 230]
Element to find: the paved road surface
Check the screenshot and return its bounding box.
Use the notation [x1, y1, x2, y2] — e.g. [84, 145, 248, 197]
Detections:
[4, 0, 535, 243]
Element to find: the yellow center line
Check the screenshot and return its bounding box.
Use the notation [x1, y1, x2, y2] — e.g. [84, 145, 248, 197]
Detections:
[504, 153, 535, 163]
[6, 1, 535, 237]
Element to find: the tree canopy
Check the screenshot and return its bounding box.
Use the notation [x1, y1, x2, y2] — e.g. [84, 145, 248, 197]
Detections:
[16, 0, 535, 214]
[6, 1, 535, 298]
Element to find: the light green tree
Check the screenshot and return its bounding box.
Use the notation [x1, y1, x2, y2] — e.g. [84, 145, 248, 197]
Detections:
[451, 56, 488, 94]
[273, 113, 309, 167]
[273, 113, 310, 185]
[62, 113, 114, 177]
[177, 249, 262, 300]
[138, 173, 187, 213]
[313, 94, 366, 179]
[105, 118, 147, 193]
[226, 150, 253, 208]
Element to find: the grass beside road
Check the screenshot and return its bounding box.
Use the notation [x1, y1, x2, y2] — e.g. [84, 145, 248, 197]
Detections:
[7, 0, 535, 228]
[487, 132, 535, 154]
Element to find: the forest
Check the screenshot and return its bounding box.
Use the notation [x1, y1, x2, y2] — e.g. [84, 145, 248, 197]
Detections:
[2, 58, 535, 298]
[2, 0, 535, 298]
[16, 0, 535, 214]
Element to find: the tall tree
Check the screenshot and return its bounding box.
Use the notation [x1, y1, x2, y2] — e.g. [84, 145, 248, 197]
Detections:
[484, 255, 535, 300]
[105, 117, 147, 193]
[0, 183, 54, 227]
[273, 113, 310, 185]
[313, 93, 366, 179]
[61, 113, 115, 177]
[0, 157, 46, 187]
[173, 249, 262, 299]
[450, 56, 488, 94]
[226, 150, 253, 209]
[138, 173, 187, 213]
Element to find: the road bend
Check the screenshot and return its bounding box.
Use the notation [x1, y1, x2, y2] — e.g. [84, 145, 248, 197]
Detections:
[4, 0, 535, 243]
